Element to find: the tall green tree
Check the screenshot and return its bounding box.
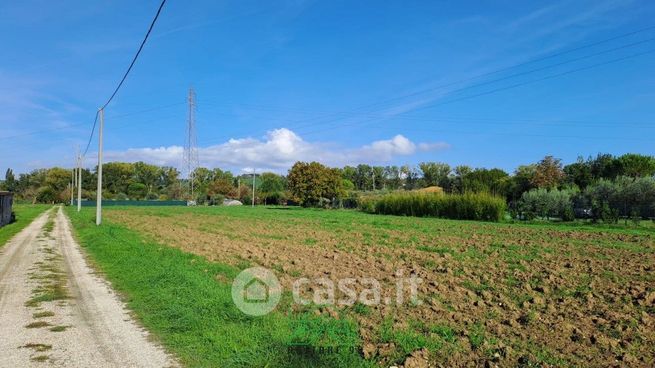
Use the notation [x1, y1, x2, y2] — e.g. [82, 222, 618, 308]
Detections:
[616, 153, 655, 178]
[287, 162, 343, 206]
[419, 162, 451, 189]
[564, 157, 592, 189]
[133, 162, 160, 196]
[589, 153, 620, 180]
[3, 169, 16, 192]
[460, 168, 509, 196]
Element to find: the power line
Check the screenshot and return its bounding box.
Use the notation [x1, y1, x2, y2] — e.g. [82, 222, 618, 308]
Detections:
[271, 25, 655, 131]
[82, 111, 100, 156]
[100, 0, 167, 110]
[288, 37, 655, 133]
[81, 0, 167, 157]
[0, 122, 89, 141]
[0, 102, 183, 143]
[411, 48, 655, 113]
[294, 47, 655, 137]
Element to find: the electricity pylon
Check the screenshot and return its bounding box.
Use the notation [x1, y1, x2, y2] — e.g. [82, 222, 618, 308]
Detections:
[184, 87, 199, 203]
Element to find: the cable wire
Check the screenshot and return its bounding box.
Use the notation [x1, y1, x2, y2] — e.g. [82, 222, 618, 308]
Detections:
[82, 111, 99, 156]
[82, 0, 167, 157]
[272, 25, 655, 131]
[296, 48, 655, 137]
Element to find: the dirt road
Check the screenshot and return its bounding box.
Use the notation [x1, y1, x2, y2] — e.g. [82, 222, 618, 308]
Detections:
[0, 207, 178, 367]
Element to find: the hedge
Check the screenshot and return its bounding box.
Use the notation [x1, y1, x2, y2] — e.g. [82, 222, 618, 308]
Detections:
[363, 192, 506, 222]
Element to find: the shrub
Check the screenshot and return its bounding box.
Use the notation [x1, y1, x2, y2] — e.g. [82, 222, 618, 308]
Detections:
[262, 191, 285, 205]
[517, 188, 576, 220]
[585, 176, 655, 221]
[364, 192, 506, 222]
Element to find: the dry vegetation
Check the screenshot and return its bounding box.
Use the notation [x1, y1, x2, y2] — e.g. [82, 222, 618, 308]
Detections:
[106, 206, 655, 367]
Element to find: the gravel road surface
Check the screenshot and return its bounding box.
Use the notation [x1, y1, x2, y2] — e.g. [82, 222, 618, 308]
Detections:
[0, 207, 178, 367]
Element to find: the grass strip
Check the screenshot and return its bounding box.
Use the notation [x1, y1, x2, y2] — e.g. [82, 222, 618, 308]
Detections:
[0, 204, 50, 247]
[66, 207, 371, 368]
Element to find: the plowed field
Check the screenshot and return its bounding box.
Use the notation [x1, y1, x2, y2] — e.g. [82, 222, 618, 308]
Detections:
[106, 206, 655, 367]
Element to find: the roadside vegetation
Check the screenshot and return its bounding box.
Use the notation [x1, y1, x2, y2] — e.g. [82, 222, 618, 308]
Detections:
[66, 207, 372, 368]
[0, 204, 50, 246]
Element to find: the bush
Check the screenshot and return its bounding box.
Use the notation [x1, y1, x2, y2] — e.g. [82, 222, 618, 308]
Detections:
[365, 192, 506, 222]
[36, 186, 57, 203]
[262, 191, 285, 205]
[209, 194, 225, 206]
[517, 188, 576, 220]
[585, 176, 655, 221]
[115, 192, 129, 201]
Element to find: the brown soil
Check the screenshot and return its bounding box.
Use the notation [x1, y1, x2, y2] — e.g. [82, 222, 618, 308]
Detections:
[107, 209, 655, 367]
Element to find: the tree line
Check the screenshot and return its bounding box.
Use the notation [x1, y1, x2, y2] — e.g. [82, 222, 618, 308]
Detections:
[2, 153, 654, 221]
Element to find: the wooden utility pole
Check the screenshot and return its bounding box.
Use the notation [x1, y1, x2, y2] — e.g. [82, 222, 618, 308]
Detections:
[70, 167, 75, 206]
[96, 108, 104, 225]
[77, 153, 82, 212]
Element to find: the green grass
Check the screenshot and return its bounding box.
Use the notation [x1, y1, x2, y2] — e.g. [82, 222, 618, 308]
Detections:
[21, 343, 52, 352]
[377, 317, 449, 363]
[0, 204, 50, 246]
[31, 355, 49, 362]
[32, 311, 55, 318]
[66, 207, 373, 368]
[49, 325, 71, 332]
[25, 321, 51, 329]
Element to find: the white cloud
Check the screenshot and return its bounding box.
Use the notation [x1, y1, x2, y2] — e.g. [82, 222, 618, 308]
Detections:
[102, 128, 449, 173]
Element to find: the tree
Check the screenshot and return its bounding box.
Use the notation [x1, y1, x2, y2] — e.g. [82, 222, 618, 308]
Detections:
[383, 166, 403, 190]
[207, 178, 234, 202]
[507, 165, 536, 203]
[287, 162, 344, 207]
[191, 167, 213, 199]
[589, 153, 620, 180]
[615, 154, 655, 178]
[531, 156, 564, 189]
[354, 164, 373, 191]
[36, 186, 57, 203]
[4, 169, 16, 192]
[127, 182, 148, 200]
[133, 162, 160, 196]
[460, 168, 509, 196]
[419, 162, 451, 189]
[45, 167, 72, 202]
[451, 165, 472, 194]
[401, 165, 420, 190]
[372, 166, 385, 190]
[564, 157, 592, 189]
[340, 166, 357, 186]
[518, 188, 575, 220]
[102, 162, 134, 195]
[257, 172, 286, 204]
[158, 166, 180, 193]
[259, 172, 285, 194]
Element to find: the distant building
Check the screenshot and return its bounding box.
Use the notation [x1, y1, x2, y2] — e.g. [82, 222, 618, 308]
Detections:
[0, 192, 13, 227]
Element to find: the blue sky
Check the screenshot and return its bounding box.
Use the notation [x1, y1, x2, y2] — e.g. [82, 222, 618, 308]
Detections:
[1, 0, 654, 175]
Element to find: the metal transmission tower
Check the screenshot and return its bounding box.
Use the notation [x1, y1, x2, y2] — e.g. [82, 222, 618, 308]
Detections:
[184, 87, 199, 204]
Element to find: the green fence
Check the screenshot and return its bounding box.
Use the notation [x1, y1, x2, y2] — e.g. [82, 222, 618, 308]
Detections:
[73, 200, 187, 207]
